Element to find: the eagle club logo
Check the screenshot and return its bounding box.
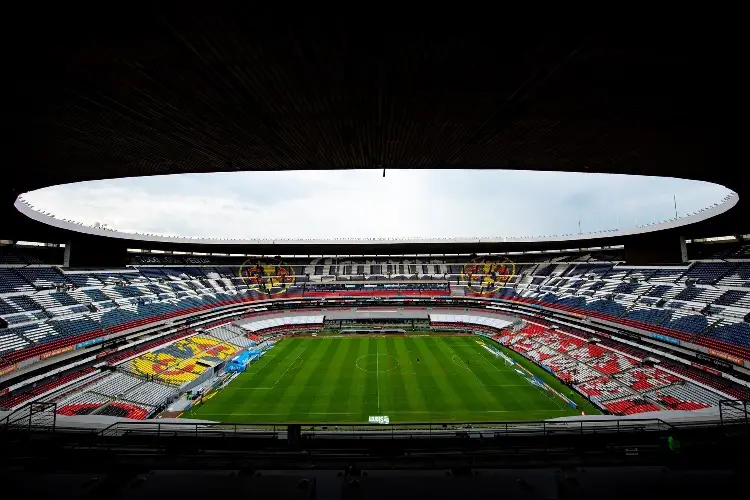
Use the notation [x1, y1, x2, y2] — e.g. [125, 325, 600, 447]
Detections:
[238, 258, 296, 295]
[460, 257, 516, 294]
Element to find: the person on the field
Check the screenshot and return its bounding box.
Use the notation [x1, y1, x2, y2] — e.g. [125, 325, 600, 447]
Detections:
[417, 357, 420, 363]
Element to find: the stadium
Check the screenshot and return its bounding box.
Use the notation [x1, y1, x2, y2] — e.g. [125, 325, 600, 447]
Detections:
[1, 11, 746, 497]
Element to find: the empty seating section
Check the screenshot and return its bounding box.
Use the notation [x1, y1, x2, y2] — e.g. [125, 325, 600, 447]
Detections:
[0, 332, 29, 354]
[567, 343, 608, 361]
[106, 331, 195, 365]
[2, 311, 47, 325]
[475, 316, 734, 414]
[82, 289, 109, 302]
[22, 367, 178, 418]
[648, 269, 686, 283]
[590, 351, 637, 374]
[660, 362, 750, 400]
[15, 268, 67, 289]
[614, 367, 680, 391]
[97, 401, 154, 419]
[207, 324, 257, 347]
[575, 376, 630, 400]
[0, 269, 35, 293]
[542, 356, 599, 383]
[0, 367, 97, 410]
[122, 382, 178, 407]
[704, 321, 750, 349]
[7, 323, 58, 346]
[513, 262, 750, 360]
[0, 262, 267, 364]
[646, 383, 721, 410]
[121, 334, 239, 386]
[663, 309, 709, 334]
[717, 263, 750, 287]
[680, 262, 735, 285]
[88, 372, 145, 396]
[64, 273, 104, 287]
[603, 397, 661, 415]
[56, 392, 110, 416]
[715, 290, 750, 307]
[242, 315, 327, 334]
[525, 345, 559, 362]
[32, 295, 63, 312]
[646, 285, 674, 297]
[625, 306, 669, 324]
[4, 295, 41, 312]
[2, 258, 750, 418]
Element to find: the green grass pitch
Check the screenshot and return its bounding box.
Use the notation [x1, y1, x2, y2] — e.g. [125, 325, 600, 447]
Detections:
[181, 335, 600, 423]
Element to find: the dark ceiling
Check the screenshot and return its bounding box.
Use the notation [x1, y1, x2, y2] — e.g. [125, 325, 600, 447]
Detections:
[3, 8, 738, 248]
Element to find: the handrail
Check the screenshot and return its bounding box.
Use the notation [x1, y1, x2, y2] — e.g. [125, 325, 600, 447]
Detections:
[92, 415, 733, 437]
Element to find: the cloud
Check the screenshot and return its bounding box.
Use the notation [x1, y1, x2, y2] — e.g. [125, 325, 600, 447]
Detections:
[21, 170, 733, 239]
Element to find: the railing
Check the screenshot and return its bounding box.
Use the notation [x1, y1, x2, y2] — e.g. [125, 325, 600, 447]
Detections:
[0, 401, 56, 433]
[90, 414, 741, 440]
[3, 397, 747, 439]
[719, 398, 750, 424]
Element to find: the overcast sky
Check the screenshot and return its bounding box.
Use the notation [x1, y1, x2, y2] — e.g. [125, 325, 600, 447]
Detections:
[20, 170, 732, 240]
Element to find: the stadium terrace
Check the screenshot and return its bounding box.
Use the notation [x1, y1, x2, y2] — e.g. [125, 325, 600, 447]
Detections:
[2, 245, 749, 429]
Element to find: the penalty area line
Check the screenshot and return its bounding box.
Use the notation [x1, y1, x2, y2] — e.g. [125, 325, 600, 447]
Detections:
[232, 347, 307, 390]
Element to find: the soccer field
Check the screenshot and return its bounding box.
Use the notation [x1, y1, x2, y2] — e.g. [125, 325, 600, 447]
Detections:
[181, 335, 600, 423]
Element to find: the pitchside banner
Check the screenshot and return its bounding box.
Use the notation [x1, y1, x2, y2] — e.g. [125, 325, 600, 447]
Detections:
[696, 352, 732, 369]
[0, 364, 16, 377]
[651, 333, 680, 345]
[76, 337, 106, 350]
[40, 345, 75, 360]
[707, 349, 745, 366]
[690, 361, 722, 377]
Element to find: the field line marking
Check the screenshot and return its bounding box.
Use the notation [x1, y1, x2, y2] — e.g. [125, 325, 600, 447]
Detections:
[269, 347, 307, 389]
[471, 340, 566, 411]
[450, 354, 486, 387]
[235, 347, 306, 389]
[445, 339, 496, 388]
[195, 408, 568, 417]
[197, 411, 360, 416]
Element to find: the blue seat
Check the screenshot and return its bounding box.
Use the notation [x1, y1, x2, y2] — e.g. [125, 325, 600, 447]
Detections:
[667, 314, 709, 333]
[706, 322, 750, 348]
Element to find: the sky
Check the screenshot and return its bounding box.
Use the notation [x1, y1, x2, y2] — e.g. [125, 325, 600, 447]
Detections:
[20, 170, 733, 240]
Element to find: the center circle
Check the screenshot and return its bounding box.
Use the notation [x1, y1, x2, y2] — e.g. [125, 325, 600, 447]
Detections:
[355, 354, 400, 373]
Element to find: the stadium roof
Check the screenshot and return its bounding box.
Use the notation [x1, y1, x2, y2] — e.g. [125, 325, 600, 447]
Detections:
[4, 10, 736, 249]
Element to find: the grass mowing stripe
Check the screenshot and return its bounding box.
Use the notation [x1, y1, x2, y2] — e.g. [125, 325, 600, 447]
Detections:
[181, 335, 600, 423]
[325, 338, 361, 414]
[360, 338, 378, 415]
[307, 338, 354, 416]
[243, 344, 310, 415]
[393, 338, 431, 412]
[242, 340, 302, 388]
[385, 338, 418, 412]
[403, 337, 450, 415]
[282, 339, 339, 418]
[445, 339, 551, 412]
[426, 337, 501, 413]
[414, 337, 483, 414]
